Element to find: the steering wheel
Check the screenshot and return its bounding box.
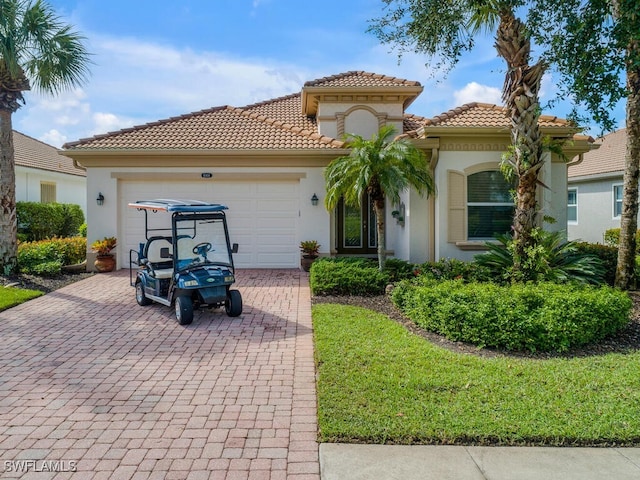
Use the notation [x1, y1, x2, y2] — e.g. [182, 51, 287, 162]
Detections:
[192, 242, 213, 255]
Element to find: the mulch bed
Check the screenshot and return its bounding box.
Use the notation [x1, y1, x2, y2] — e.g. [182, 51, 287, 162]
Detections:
[312, 291, 640, 359]
[0, 272, 95, 294]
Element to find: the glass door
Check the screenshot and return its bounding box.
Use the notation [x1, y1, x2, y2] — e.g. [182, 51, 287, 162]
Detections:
[336, 194, 379, 254]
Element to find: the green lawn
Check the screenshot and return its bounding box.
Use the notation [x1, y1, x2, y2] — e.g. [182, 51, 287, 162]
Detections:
[0, 286, 43, 311]
[313, 303, 640, 446]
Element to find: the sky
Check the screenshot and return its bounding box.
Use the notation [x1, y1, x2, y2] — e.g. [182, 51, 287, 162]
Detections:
[12, 0, 627, 148]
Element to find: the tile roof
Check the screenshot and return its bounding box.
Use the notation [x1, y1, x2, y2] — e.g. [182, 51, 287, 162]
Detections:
[63, 95, 346, 150]
[64, 100, 344, 150]
[14, 131, 85, 177]
[62, 74, 575, 152]
[568, 128, 626, 179]
[422, 102, 571, 129]
[303, 71, 422, 89]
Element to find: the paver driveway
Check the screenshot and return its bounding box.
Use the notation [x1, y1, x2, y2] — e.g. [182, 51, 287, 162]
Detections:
[0, 269, 318, 480]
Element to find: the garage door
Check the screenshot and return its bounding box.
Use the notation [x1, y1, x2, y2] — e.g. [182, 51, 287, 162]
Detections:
[120, 180, 299, 268]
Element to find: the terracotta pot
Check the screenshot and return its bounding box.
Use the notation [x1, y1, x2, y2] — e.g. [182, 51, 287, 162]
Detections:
[94, 255, 115, 273]
[300, 255, 318, 272]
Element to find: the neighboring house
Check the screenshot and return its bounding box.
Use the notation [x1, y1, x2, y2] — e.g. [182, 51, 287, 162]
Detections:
[567, 128, 626, 244]
[14, 130, 87, 216]
[61, 71, 592, 269]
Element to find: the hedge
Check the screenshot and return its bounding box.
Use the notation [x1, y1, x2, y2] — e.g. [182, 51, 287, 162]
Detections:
[17, 202, 85, 241]
[392, 279, 632, 353]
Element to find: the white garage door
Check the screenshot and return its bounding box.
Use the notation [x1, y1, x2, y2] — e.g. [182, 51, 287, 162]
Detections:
[120, 180, 299, 268]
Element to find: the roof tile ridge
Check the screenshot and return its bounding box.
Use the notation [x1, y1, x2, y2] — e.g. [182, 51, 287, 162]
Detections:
[304, 70, 420, 87]
[63, 105, 232, 149]
[366, 71, 422, 86]
[239, 92, 301, 110]
[234, 104, 344, 147]
[303, 71, 360, 87]
[423, 103, 479, 126]
[404, 112, 428, 121]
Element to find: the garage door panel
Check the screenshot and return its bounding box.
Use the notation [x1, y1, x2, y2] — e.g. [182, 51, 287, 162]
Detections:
[120, 180, 299, 268]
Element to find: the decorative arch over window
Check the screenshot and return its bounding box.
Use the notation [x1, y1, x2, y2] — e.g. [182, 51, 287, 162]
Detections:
[337, 105, 386, 138]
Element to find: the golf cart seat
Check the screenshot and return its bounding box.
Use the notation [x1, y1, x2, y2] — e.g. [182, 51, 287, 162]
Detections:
[144, 236, 174, 279]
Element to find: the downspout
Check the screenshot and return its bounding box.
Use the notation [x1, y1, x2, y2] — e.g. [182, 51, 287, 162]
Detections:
[566, 153, 584, 168]
[428, 147, 439, 261]
[72, 159, 86, 171]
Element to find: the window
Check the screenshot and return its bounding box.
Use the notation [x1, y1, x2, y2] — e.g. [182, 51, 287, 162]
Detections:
[466, 171, 515, 240]
[40, 182, 56, 203]
[613, 184, 623, 218]
[567, 188, 578, 224]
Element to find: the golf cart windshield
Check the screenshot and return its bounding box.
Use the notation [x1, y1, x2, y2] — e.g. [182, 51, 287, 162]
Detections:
[175, 217, 232, 269]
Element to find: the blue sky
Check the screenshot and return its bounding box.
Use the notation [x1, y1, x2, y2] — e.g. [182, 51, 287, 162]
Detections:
[13, 0, 626, 147]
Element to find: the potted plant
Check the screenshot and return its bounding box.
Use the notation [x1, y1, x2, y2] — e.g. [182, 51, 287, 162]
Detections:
[91, 236, 117, 272]
[300, 240, 320, 272]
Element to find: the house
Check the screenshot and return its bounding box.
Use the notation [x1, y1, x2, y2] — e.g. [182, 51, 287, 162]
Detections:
[14, 130, 87, 215]
[567, 128, 626, 244]
[61, 71, 593, 270]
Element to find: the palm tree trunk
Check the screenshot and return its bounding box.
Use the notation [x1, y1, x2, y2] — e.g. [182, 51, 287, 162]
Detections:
[495, 11, 545, 269]
[0, 108, 18, 274]
[373, 199, 386, 271]
[615, 37, 640, 290]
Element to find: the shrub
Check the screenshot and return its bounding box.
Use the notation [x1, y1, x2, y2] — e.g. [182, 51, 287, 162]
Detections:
[78, 223, 87, 237]
[417, 258, 491, 282]
[18, 237, 87, 276]
[310, 257, 389, 296]
[382, 258, 417, 282]
[603, 228, 640, 253]
[392, 279, 632, 353]
[17, 202, 85, 241]
[574, 242, 618, 286]
[474, 229, 605, 284]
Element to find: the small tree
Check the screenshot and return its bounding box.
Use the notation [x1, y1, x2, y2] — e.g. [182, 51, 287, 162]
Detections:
[324, 125, 435, 270]
[527, 0, 640, 290]
[370, 0, 547, 274]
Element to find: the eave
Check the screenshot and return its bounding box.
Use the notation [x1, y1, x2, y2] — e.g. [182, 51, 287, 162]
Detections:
[59, 148, 351, 169]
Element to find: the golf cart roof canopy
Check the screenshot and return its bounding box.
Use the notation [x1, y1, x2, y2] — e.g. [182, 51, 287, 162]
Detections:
[128, 199, 229, 213]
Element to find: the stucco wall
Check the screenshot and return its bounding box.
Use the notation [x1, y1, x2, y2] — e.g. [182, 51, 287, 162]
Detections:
[434, 149, 561, 262]
[16, 166, 87, 216]
[568, 176, 623, 243]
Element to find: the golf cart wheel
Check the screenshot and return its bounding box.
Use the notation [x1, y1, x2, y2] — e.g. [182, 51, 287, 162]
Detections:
[225, 289, 243, 317]
[175, 295, 194, 325]
[136, 281, 152, 306]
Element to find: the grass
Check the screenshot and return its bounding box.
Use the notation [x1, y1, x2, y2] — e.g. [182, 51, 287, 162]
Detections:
[313, 303, 640, 446]
[0, 286, 43, 311]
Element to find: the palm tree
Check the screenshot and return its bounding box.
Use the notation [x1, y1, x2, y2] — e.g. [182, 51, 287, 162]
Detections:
[370, 0, 547, 274]
[324, 124, 435, 270]
[0, 0, 90, 273]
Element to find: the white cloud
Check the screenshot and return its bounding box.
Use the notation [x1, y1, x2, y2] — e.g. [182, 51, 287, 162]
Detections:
[39, 129, 68, 148]
[92, 112, 135, 136]
[453, 82, 502, 106]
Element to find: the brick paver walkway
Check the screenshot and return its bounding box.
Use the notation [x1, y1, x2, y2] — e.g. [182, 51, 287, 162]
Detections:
[0, 269, 318, 480]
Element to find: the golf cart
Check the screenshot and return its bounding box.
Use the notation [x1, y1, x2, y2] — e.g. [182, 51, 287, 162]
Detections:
[128, 199, 242, 325]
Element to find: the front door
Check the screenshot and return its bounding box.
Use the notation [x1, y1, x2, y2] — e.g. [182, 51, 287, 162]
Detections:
[336, 194, 379, 254]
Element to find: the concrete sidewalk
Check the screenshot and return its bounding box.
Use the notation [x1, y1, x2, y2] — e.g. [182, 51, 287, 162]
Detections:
[319, 443, 640, 480]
